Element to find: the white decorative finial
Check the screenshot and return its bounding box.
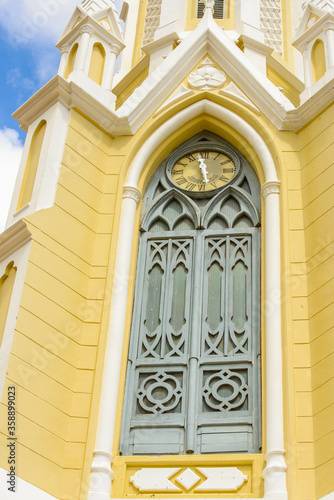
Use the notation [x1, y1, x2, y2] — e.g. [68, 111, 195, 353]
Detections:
[204, 0, 215, 11]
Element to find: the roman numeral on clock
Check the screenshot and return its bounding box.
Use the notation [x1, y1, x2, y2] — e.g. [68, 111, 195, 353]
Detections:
[185, 154, 196, 161]
[220, 159, 232, 166]
[176, 176, 187, 185]
[172, 169, 183, 175]
[186, 182, 196, 191]
[176, 160, 187, 167]
[199, 184, 206, 191]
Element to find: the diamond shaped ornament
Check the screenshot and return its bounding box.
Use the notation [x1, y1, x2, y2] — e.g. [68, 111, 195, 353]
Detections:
[176, 469, 201, 490]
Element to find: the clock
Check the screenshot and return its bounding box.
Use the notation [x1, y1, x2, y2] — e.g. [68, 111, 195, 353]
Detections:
[168, 149, 238, 196]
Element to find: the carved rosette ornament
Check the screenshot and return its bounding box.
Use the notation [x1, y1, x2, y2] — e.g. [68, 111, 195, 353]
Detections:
[188, 59, 226, 90]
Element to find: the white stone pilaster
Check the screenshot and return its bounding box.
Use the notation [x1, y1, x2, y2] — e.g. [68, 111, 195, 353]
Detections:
[301, 43, 314, 89]
[58, 44, 71, 77]
[261, 181, 287, 500]
[324, 22, 334, 68]
[75, 25, 94, 72]
[102, 45, 121, 90]
[88, 186, 142, 500]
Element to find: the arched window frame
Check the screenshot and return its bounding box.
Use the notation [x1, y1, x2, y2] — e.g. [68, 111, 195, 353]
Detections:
[0, 262, 17, 349]
[88, 100, 287, 500]
[120, 132, 262, 456]
[311, 38, 327, 83]
[88, 42, 106, 85]
[16, 120, 47, 212]
[64, 43, 79, 79]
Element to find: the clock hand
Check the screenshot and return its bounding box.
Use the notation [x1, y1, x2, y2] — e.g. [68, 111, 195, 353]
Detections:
[197, 154, 209, 183]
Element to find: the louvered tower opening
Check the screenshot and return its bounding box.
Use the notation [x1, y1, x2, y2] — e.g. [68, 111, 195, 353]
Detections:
[197, 0, 224, 19]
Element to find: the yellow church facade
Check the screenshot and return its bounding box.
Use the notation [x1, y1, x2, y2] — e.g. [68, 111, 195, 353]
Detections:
[0, 1, 333, 500]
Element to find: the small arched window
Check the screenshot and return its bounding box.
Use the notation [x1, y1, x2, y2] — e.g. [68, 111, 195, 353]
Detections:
[197, 0, 224, 19]
[88, 43, 106, 85]
[16, 120, 47, 211]
[64, 43, 78, 79]
[0, 262, 17, 348]
[120, 132, 261, 456]
[311, 39, 326, 83]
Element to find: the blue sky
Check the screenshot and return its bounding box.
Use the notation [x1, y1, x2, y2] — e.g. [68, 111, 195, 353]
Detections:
[0, 0, 123, 231]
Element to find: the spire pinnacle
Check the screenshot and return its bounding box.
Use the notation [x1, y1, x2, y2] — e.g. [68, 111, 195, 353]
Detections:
[204, 0, 215, 12]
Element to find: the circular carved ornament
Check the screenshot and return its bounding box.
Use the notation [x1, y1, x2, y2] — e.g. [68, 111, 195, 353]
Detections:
[188, 60, 226, 90]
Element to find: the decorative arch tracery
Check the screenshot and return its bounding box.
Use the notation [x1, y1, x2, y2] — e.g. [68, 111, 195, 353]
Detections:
[120, 133, 262, 456]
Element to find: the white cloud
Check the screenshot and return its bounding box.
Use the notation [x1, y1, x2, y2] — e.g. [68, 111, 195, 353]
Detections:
[0, 127, 23, 232]
[6, 68, 35, 91]
[0, 0, 79, 46]
[0, 0, 124, 85]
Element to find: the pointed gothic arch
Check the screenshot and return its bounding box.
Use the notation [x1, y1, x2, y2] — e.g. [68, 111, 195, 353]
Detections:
[141, 188, 201, 232]
[311, 39, 326, 83]
[88, 43, 106, 85]
[88, 100, 287, 500]
[120, 134, 261, 456]
[64, 43, 78, 79]
[16, 120, 47, 211]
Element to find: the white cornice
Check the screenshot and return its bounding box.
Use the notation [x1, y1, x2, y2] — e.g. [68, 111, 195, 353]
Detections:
[0, 220, 31, 263]
[266, 54, 305, 94]
[56, 15, 124, 50]
[12, 76, 130, 135]
[282, 78, 334, 129]
[11, 11, 334, 135]
[141, 32, 180, 56]
[113, 55, 150, 96]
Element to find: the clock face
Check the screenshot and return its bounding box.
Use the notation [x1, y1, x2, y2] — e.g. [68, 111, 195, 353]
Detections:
[170, 150, 237, 194]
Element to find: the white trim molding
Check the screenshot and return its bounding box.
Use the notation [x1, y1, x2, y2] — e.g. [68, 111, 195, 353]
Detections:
[88, 99, 288, 500]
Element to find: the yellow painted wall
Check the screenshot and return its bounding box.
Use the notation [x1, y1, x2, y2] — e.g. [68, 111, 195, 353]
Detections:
[297, 104, 334, 499]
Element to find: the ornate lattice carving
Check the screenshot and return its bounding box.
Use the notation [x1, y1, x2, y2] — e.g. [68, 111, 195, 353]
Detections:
[202, 236, 251, 358]
[202, 368, 249, 412]
[260, 0, 283, 56]
[136, 370, 183, 414]
[142, 0, 162, 46]
[139, 238, 192, 359]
